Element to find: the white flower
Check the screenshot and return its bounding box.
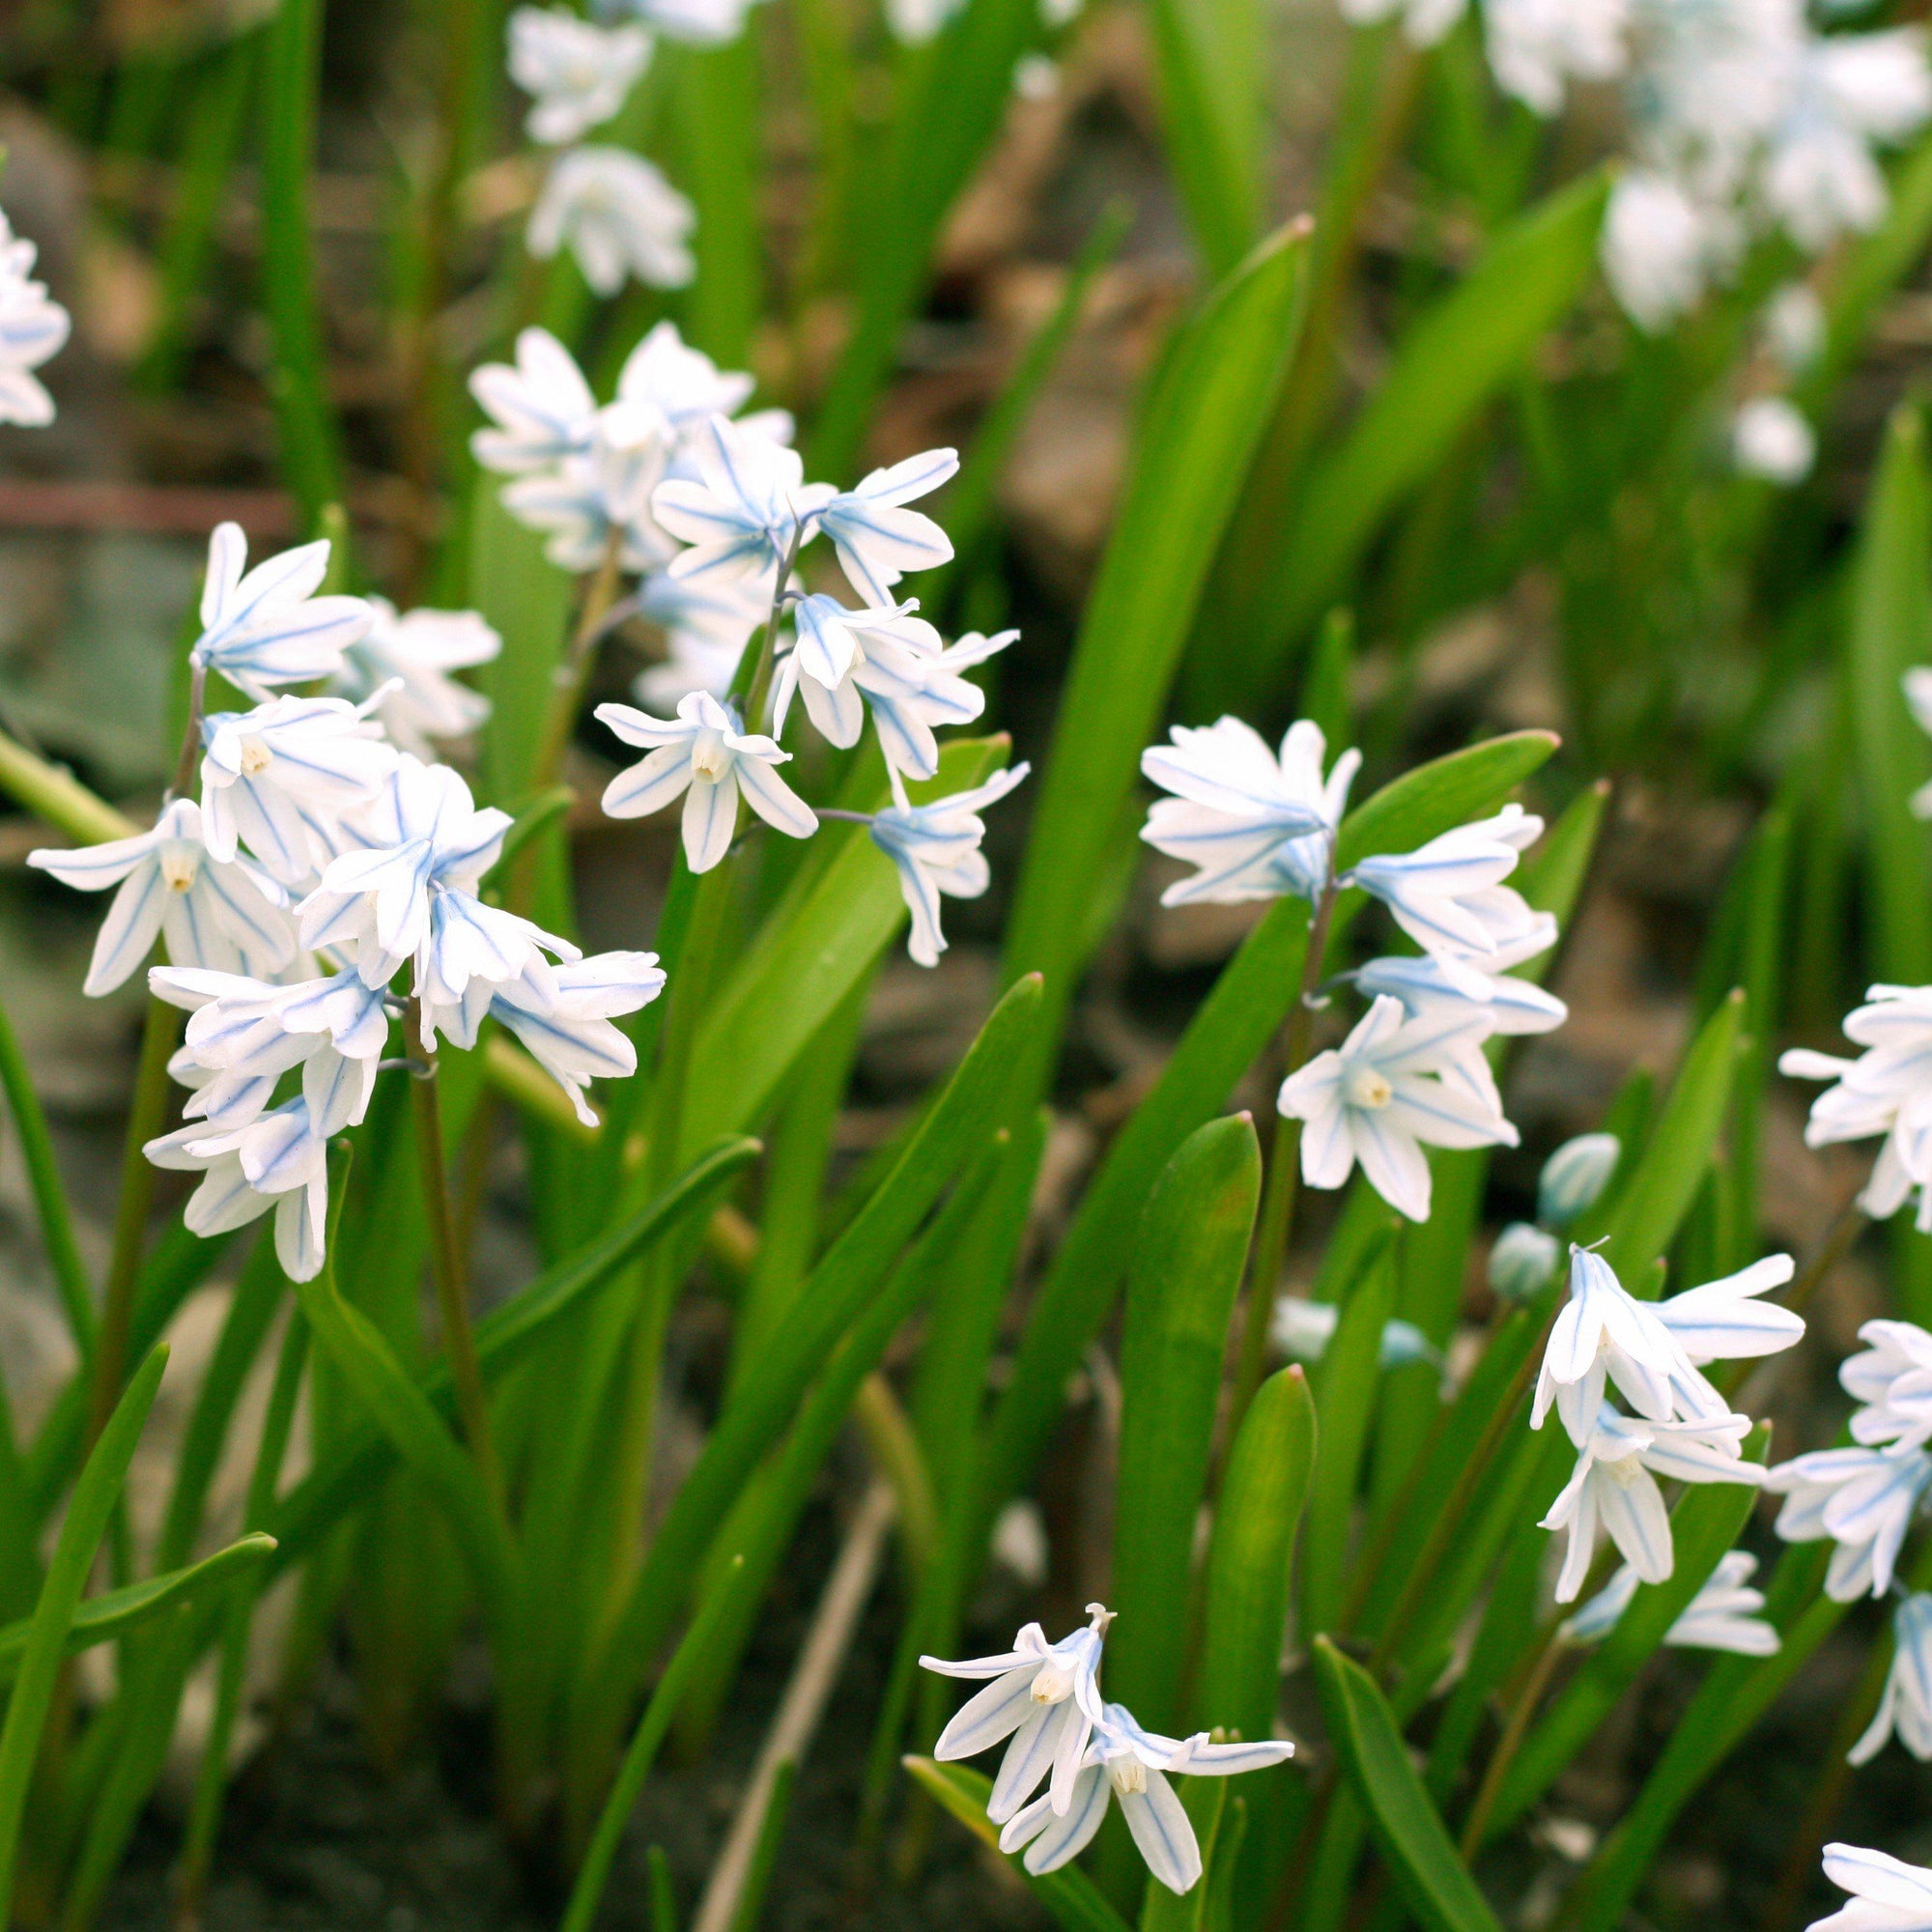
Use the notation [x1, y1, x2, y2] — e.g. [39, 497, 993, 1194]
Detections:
[1733, 396, 1816, 483]
[1346, 804, 1546, 999]
[1764, 1444, 1932, 1600]
[596, 692, 816, 870]
[528, 147, 696, 294]
[298, 756, 570, 998]
[1335, 0, 1464, 50]
[469, 327, 599, 475]
[1354, 925, 1567, 1038]
[867, 762, 1030, 967]
[502, 398, 676, 570]
[1141, 718, 1356, 907]
[1782, 985, 1932, 1228]
[997, 1701, 1293, 1895]
[1844, 1321, 1932, 1455]
[633, 574, 766, 707]
[29, 799, 296, 997]
[1764, 281, 1827, 371]
[1602, 171, 1724, 331]
[198, 696, 396, 886]
[1850, 1595, 1932, 1764]
[922, 1605, 1113, 1823]
[1809, 1844, 1932, 1932]
[653, 413, 837, 586]
[150, 965, 390, 1136]
[813, 451, 958, 606]
[145, 1098, 331, 1281]
[1656, 1251, 1804, 1365]
[333, 599, 499, 758]
[617, 321, 759, 440]
[188, 524, 372, 703]
[613, 0, 759, 47]
[509, 6, 653, 143]
[427, 950, 665, 1126]
[1277, 995, 1518, 1223]
[1483, 0, 1629, 115]
[1559, 1549, 1779, 1655]
[0, 208, 70, 426]
[1269, 1294, 1437, 1368]
[1537, 1132, 1623, 1226]
[1542, 1405, 1764, 1603]
[775, 597, 1005, 780]
[887, 0, 965, 41]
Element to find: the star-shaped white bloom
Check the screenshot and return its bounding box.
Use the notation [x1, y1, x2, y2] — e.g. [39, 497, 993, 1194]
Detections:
[997, 1700, 1293, 1895]
[469, 327, 599, 475]
[1781, 984, 1932, 1230]
[1559, 1548, 1779, 1656]
[1849, 1594, 1932, 1765]
[427, 950, 666, 1126]
[1764, 1444, 1932, 1601]
[29, 799, 296, 997]
[1141, 718, 1355, 907]
[596, 692, 816, 871]
[653, 413, 837, 586]
[508, 5, 653, 144]
[187, 524, 372, 703]
[332, 599, 499, 758]
[922, 1605, 1114, 1824]
[1481, 0, 1628, 115]
[198, 695, 397, 886]
[0, 207, 70, 426]
[616, 321, 758, 438]
[145, 1097, 332, 1280]
[1347, 804, 1548, 1000]
[501, 398, 677, 571]
[1542, 1405, 1763, 1603]
[1277, 994, 1517, 1223]
[528, 147, 695, 295]
[812, 450, 958, 606]
[1733, 397, 1815, 484]
[1843, 1320, 1932, 1456]
[1354, 923, 1567, 1037]
[1601, 171, 1728, 332]
[1809, 1845, 1932, 1932]
[867, 761, 1030, 967]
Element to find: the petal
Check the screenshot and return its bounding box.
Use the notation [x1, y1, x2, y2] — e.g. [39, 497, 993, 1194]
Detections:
[1118, 1773, 1202, 1894]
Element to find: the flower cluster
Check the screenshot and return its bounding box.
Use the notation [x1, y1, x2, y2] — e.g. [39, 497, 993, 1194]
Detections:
[1528, 1244, 1803, 1600]
[507, 3, 711, 294]
[0, 203, 70, 428]
[27, 525, 662, 1278]
[921, 1605, 1293, 1895]
[471, 324, 1028, 964]
[1138, 716, 1566, 1223]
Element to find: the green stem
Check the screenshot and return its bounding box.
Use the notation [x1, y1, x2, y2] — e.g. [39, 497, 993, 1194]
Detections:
[1229, 879, 1338, 1434]
[0, 729, 138, 846]
[407, 1004, 504, 1512]
[1458, 1628, 1565, 1858]
[0, 997, 93, 1355]
[87, 993, 183, 1447]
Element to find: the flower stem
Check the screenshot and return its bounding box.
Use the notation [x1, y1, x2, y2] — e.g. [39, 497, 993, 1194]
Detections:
[529, 533, 627, 799]
[1458, 1628, 1567, 1859]
[1230, 877, 1341, 1435]
[168, 661, 207, 804]
[406, 1001, 503, 1512]
[87, 988, 183, 1445]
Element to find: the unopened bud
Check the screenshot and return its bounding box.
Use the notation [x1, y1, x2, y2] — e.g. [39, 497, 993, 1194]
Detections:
[1538, 1133, 1621, 1227]
[1489, 1222, 1561, 1301]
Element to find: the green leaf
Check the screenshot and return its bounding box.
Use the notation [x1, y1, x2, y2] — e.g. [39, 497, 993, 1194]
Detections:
[1000, 223, 1311, 1088]
[973, 729, 1559, 1566]
[681, 737, 1005, 1159]
[0, 991, 93, 1353]
[666, 37, 760, 365]
[1480, 1430, 1768, 1841]
[1585, 988, 1746, 1286]
[1847, 402, 1932, 982]
[906, 1757, 1135, 1932]
[1299, 1237, 1397, 1636]
[1198, 1365, 1318, 1742]
[1145, 0, 1264, 274]
[1110, 1117, 1262, 1734]
[578, 980, 1042, 1751]
[0, 1344, 169, 1908]
[1237, 170, 1608, 696]
[1309, 1636, 1505, 1932]
[470, 478, 574, 809]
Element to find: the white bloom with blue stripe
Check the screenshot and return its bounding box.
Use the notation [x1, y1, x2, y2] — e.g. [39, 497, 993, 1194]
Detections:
[188, 524, 372, 704]
[654, 413, 836, 585]
[0, 208, 70, 427]
[508, 5, 653, 145]
[144, 1098, 332, 1281]
[1765, 1444, 1932, 1601]
[814, 449, 958, 607]
[867, 761, 1029, 967]
[1850, 1593, 1932, 1764]
[1560, 1549, 1779, 1655]
[469, 327, 599, 475]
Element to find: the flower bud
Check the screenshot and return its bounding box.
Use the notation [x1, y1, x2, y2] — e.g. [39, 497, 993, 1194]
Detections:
[1271, 1296, 1340, 1361]
[1537, 1133, 1621, 1227]
[1489, 1221, 1561, 1300]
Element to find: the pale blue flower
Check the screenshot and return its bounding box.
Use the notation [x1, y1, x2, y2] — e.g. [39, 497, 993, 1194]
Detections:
[654, 413, 835, 585]
[1850, 1593, 1932, 1763]
[1844, 1320, 1932, 1455]
[469, 327, 599, 475]
[188, 524, 372, 703]
[145, 1097, 331, 1280]
[1809, 1844, 1932, 1932]
[867, 762, 1029, 966]
[1354, 923, 1566, 1037]
[1560, 1549, 1779, 1655]
[815, 449, 958, 606]
[1765, 1445, 1932, 1601]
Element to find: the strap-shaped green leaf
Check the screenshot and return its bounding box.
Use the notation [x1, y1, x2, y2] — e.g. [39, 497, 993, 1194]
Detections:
[1145, 0, 1264, 274]
[1310, 1636, 1505, 1932]
[1198, 1364, 1317, 1743]
[905, 1756, 1135, 1932]
[1110, 1116, 1262, 1734]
